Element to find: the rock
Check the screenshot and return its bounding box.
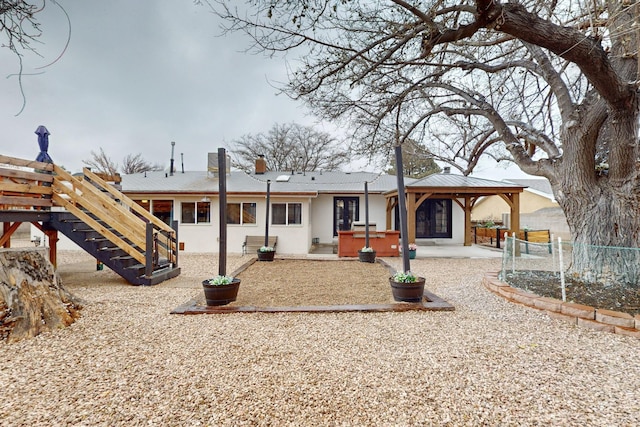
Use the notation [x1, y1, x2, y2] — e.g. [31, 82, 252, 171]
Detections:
[0, 248, 82, 343]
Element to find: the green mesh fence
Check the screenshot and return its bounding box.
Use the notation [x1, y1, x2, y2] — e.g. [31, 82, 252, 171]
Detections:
[499, 236, 640, 313]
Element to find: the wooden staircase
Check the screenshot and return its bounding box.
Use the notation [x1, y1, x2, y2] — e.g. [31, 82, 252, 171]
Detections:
[0, 155, 180, 285]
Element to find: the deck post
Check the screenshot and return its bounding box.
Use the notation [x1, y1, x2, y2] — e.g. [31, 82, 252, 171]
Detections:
[172, 220, 179, 268]
[145, 222, 153, 278]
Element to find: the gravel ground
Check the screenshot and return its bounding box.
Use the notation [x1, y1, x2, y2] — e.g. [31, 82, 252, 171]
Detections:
[1, 250, 639, 426]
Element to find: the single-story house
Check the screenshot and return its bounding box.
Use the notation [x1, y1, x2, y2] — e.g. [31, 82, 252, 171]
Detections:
[35, 156, 526, 254]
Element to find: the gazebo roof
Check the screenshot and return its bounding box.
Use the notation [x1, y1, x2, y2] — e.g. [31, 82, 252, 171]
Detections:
[385, 173, 526, 196]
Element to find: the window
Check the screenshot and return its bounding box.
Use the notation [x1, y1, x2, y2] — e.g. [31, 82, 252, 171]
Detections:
[181, 201, 210, 224]
[227, 202, 257, 225]
[272, 203, 302, 225]
[151, 200, 173, 226]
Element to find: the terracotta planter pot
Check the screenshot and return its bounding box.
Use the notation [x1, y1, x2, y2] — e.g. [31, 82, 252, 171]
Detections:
[389, 276, 426, 302]
[202, 279, 241, 306]
[257, 250, 275, 261]
[358, 250, 377, 263]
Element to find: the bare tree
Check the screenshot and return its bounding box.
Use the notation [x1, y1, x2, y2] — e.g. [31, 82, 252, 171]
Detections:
[229, 122, 349, 172]
[82, 148, 118, 176]
[213, 1, 640, 286]
[122, 153, 164, 174]
[0, 1, 42, 57]
[83, 149, 163, 175]
[1, 1, 70, 114]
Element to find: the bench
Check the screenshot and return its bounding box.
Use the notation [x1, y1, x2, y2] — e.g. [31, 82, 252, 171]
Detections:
[242, 235, 277, 255]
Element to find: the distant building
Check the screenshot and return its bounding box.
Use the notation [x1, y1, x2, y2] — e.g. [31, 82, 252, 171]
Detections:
[472, 178, 571, 239]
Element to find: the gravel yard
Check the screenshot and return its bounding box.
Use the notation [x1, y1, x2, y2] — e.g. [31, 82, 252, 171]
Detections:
[0, 250, 638, 426]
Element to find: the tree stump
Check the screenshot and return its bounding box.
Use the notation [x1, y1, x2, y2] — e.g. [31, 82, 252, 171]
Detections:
[0, 249, 82, 343]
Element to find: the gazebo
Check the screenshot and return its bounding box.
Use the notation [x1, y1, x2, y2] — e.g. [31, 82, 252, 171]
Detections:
[384, 174, 526, 246]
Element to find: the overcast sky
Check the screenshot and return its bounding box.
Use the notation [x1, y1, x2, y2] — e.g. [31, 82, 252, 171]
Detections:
[0, 0, 528, 180]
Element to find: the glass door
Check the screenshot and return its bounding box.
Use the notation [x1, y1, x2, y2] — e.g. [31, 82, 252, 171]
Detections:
[333, 197, 359, 236]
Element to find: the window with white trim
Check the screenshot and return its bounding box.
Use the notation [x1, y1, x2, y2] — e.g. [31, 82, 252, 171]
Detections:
[272, 203, 302, 225]
[181, 201, 211, 224]
[227, 202, 257, 225]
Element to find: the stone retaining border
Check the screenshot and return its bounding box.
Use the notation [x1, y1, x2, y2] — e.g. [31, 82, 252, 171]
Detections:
[483, 271, 640, 339]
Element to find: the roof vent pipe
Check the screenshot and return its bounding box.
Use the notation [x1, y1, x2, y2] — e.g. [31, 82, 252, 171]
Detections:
[170, 141, 175, 176]
[443, 166, 451, 174]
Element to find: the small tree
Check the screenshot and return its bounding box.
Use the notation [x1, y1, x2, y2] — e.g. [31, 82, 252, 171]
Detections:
[387, 140, 441, 178]
[229, 123, 349, 172]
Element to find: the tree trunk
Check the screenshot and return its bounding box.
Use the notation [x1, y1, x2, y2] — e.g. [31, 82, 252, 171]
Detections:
[0, 249, 82, 343]
[558, 183, 640, 287]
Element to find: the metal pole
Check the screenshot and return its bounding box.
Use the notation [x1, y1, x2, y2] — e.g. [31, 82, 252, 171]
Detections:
[170, 141, 175, 176]
[265, 180, 271, 247]
[364, 181, 370, 248]
[394, 145, 411, 272]
[218, 148, 227, 276]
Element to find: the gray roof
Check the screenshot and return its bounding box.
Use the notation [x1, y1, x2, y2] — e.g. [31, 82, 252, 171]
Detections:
[503, 178, 553, 196]
[407, 173, 525, 189]
[121, 170, 413, 195]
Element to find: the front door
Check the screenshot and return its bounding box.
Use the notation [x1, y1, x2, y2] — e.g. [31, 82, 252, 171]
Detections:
[333, 197, 359, 236]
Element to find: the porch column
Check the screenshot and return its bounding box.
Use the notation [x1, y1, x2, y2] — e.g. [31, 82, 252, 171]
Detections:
[509, 192, 521, 235]
[407, 192, 416, 243]
[464, 196, 473, 246]
[385, 197, 393, 230]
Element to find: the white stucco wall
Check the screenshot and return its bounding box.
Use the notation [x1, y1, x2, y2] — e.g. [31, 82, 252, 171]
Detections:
[29, 193, 467, 256]
[177, 195, 314, 254]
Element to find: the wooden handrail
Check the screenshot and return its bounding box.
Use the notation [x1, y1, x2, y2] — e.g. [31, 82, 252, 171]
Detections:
[51, 167, 147, 249]
[0, 154, 177, 269]
[82, 167, 175, 236]
[0, 154, 54, 171]
[51, 192, 146, 265]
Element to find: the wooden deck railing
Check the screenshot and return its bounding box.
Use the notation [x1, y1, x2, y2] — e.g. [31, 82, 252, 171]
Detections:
[0, 154, 177, 269]
[0, 155, 54, 209]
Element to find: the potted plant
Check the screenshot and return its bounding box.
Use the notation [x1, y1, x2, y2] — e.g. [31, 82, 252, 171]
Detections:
[389, 270, 425, 302]
[358, 246, 376, 263]
[202, 275, 241, 306]
[408, 243, 418, 259]
[257, 245, 275, 261]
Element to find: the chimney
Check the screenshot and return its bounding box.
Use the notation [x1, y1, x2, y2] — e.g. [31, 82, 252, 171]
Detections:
[443, 166, 451, 174]
[255, 155, 267, 174]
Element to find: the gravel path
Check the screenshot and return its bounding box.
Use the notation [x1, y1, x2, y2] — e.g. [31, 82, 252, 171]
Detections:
[0, 251, 638, 426]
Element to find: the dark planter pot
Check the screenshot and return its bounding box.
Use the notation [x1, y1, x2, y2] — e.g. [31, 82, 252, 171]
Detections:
[257, 250, 275, 261]
[358, 250, 377, 263]
[409, 249, 416, 259]
[389, 276, 426, 302]
[202, 279, 241, 306]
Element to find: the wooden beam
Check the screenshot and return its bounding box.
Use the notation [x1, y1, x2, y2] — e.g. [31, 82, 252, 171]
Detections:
[0, 221, 21, 248]
[407, 192, 416, 243]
